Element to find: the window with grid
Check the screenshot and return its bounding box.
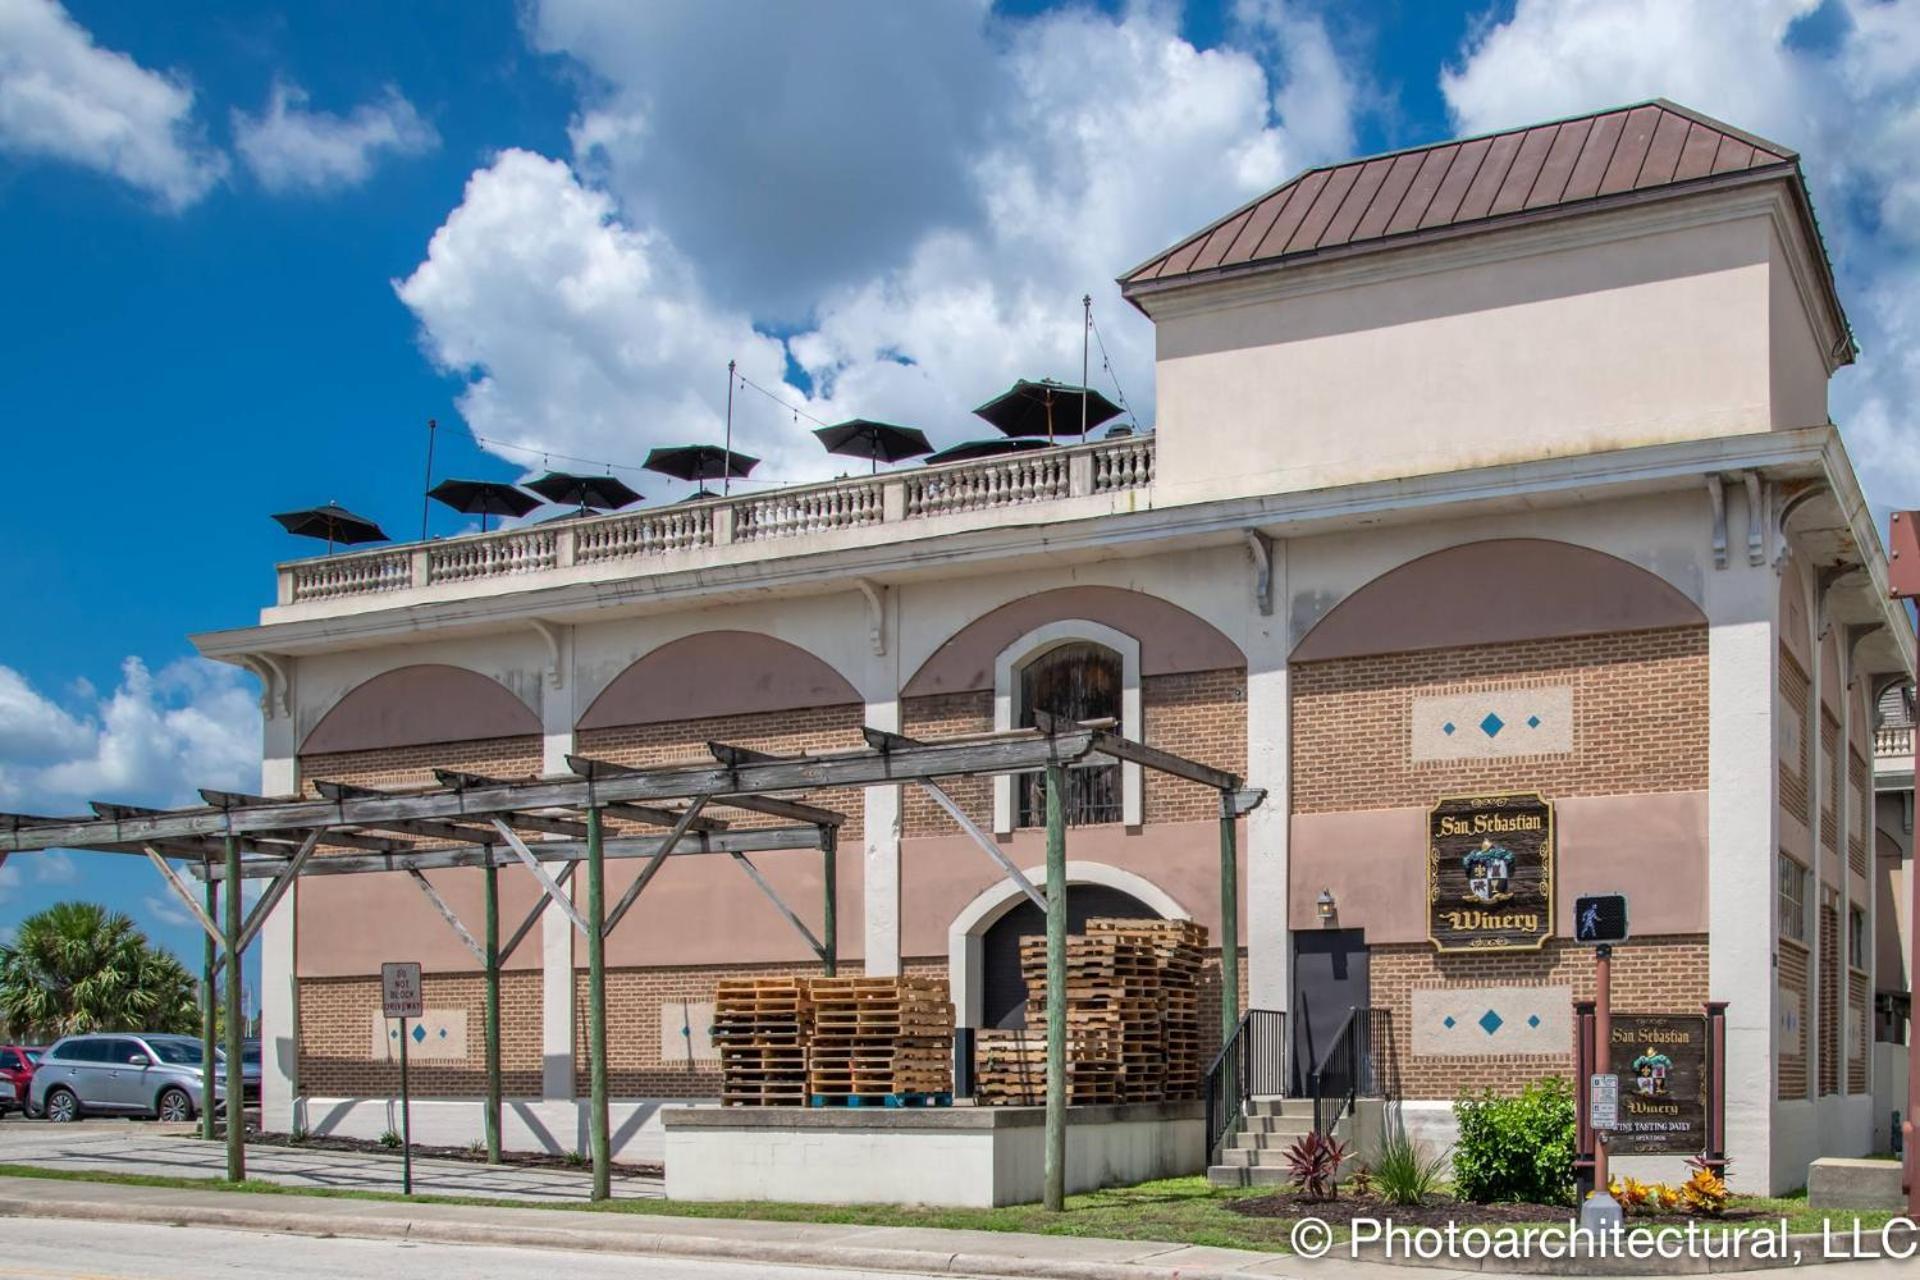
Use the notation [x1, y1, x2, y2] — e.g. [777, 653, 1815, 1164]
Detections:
[1015, 641, 1122, 828]
[1777, 855, 1808, 943]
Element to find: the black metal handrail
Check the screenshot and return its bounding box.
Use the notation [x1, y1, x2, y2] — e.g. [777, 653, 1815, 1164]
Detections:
[1310, 1005, 1383, 1135]
[1203, 1008, 1285, 1160]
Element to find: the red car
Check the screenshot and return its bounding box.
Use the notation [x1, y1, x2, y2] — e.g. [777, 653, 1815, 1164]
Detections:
[0, 1045, 45, 1116]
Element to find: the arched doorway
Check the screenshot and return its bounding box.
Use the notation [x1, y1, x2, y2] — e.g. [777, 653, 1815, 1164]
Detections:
[979, 885, 1162, 1029]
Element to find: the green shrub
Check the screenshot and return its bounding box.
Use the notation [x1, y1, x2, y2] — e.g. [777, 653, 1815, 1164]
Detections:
[1452, 1077, 1576, 1206]
[378, 1128, 403, 1150]
[1371, 1123, 1448, 1206]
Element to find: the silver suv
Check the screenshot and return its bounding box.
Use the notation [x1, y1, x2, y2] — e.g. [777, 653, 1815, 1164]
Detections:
[30, 1033, 225, 1123]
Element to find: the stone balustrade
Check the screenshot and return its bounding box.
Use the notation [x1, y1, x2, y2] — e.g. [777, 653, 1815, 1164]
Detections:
[280, 434, 1155, 606]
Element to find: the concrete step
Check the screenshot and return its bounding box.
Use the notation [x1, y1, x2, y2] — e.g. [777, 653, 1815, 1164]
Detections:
[1242, 1096, 1314, 1119]
[1208, 1163, 1295, 1188]
[1233, 1114, 1315, 1137]
[1228, 1125, 1314, 1150]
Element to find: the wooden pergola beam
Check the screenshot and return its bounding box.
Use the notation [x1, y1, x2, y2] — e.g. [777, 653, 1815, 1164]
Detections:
[573, 753, 843, 827]
[0, 730, 1096, 853]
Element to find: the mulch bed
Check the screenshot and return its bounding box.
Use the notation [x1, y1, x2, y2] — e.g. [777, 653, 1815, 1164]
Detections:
[199, 1129, 662, 1179]
[1227, 1190, 1763, 1228]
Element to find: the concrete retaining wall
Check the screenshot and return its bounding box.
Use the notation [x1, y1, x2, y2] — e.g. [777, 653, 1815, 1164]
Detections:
[663, 1102, 1203, 1207]
[294, 1096, 705, 1165]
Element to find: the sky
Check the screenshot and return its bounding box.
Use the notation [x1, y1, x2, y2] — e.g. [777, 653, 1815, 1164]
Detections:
[1, 0, 1917, 985]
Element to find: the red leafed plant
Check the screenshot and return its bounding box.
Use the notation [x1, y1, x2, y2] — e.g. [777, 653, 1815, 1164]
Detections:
[1284, 1131, 1350, 1202]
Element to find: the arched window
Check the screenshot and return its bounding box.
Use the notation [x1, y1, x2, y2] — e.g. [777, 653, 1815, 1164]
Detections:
[1016, 641, 1122, 827]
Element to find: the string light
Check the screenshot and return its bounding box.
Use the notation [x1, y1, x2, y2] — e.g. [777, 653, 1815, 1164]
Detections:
[1087, 312, 1138, 428]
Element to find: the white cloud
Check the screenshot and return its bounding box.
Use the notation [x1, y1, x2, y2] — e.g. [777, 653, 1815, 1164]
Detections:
[400, 3, 1358, 483]
[0, 657, 260, 814]
[0, 0, 226, 209]
[1440, 0, 1920, 507]
[233, 82, 437, 194]
[144, 892, 195, 930]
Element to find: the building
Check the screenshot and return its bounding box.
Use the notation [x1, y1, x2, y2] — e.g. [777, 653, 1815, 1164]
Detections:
[194, 101, 1913, 1194]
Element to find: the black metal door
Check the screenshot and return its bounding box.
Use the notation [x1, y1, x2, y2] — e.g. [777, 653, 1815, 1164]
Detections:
[1291, 929, 1369, 1096]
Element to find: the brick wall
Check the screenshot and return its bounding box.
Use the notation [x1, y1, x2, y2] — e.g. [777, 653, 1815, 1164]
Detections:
[1780, 651, 1811, 826]
[577, 704, 867, 840]
[298, 970, 542, 1097]
[1142, 669, 1246, 824]
[1849, 970, 1869, 1094]
[298, 736, 546, 796]
[1821, 712, 1840, 854]
[1849, 750, 1869, 877]
[1371, 937, 1709, 1099]
[901, 691, 993, 836]
[1290, 627, 1707, 814]
[1779, 940, 1809, 1100]
[1819, 904, 1840, 1095]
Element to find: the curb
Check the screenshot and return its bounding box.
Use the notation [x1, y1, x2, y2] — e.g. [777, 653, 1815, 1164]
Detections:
[0, 1194, 1261, 1280]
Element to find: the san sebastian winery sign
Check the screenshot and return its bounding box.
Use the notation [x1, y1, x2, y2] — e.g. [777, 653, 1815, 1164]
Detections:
[1428, 792, 1554, 953]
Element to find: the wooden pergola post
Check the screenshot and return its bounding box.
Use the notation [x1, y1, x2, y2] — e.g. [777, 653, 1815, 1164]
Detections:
[223, 831, 245, 1181]
[1218, 790, 1240, 1044]
[483, 859, 502, 1164]
[201, 860, 217, 1141]
[1043, 762, 1068, 1212]
[586, 806, 610, 1201]
[822, 826, 838, 977]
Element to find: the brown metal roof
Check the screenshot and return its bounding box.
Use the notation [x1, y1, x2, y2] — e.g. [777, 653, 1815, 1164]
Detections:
[1123, 100, 1804, 291]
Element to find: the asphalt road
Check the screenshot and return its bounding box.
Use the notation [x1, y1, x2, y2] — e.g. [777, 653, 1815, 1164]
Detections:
[0, 1218, 944, 1280]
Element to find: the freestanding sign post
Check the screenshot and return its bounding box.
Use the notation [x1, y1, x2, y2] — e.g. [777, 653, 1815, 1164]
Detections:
[1884, 510, 1920, 1219]
[381, 961, 423, 1196]
[1573, 893, 1629, 1232]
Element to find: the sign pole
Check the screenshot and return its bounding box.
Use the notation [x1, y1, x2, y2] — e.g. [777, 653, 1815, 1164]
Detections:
[1580, 943, 1623, 1232]
[399, 1014, 412, 1196]
[381, 961, 423, 1199]
[1881, 509, 1919, 1218]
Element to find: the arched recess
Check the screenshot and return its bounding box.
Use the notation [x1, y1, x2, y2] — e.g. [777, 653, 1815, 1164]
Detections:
[577, 630, 861, 729]
[300, 664, 542, 754]
[947, 862, 1189, 1028]
[905, 586, 1243, 697]
[1291, 538, 1705, 662]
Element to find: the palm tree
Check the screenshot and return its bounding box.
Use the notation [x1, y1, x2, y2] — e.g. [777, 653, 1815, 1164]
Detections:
[0, 902, 200, 1040]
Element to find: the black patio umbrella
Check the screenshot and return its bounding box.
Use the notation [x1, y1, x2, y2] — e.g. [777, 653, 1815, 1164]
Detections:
[812, 420, 933, 474]
[673, 488, 723, 503]
[923, 437, 1056, 466]
[644, 445, 759, 496]
[973, 378, 1122, 443]
[524, 470, 643, 517]
[272, 502, 389, 555]
[428, 478, 541, 532]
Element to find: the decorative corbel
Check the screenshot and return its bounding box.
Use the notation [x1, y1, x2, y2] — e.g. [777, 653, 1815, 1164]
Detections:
[239, 653, 292, 720]
[1844, 622, 1885, 683]
[1773, 483, 1829, 576]
[1244, 530, 1274, 617]
[1705, 475, 1728, 570]
[528, 619, 565, 689]
[1813, 565, 1852, 642]
[855, 579, 887, 656]
[1742, 471, 1766, 567]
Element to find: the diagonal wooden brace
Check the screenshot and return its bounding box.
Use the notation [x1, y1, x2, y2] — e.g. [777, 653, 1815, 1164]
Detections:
[144, 846, 226, 949]
[499, 863, 572, 965]
[918, 780, 1047, 911]
[408, 868, 486, 965]
[603, 796, 708, 939]
[492, 818, 590, 936]
[728, 850, 826, 961]
[233, 829, 321, 956]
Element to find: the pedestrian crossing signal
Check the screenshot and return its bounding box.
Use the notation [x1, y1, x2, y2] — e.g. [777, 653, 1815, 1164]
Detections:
[1574, 894, 1629, 944]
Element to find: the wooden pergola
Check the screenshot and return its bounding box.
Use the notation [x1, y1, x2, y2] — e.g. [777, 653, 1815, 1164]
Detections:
[0, 718, 1261, 1210]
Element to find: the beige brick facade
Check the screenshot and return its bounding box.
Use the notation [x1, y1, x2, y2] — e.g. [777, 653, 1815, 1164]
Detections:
[1290, 627, 1708, 815]
[1779, 939, 1809, 1100]
[1371, 937, 1709, 1099]
[298, 970, 542, 1097]
[1780, 651, 1811, 825]
[299, 737, 546, 796]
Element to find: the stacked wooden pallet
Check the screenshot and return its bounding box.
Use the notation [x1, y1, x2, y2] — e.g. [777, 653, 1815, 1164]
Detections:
[1087, 917, 1209, 1099]
[807, 975, 954, 1105]
[712, 977, 812, 1106]
[973, 1028, 1124, 1105]
[1016, 933, 1161, 1103]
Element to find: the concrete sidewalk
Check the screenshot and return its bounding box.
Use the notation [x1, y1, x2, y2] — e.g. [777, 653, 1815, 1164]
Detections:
[0, 1121, 661, 1201]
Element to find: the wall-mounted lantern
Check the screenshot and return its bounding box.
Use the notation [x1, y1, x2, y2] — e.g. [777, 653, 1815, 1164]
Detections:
[1316, 888, 1337, 924]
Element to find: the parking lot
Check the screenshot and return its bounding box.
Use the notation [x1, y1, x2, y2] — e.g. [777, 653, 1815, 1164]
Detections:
[0, 1119, 662, 1201]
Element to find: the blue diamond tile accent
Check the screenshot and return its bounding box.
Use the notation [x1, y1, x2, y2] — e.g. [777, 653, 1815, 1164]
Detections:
[1442, 722, 1456, 736]
[437, 1028, 448, 1038]
[411, 1024, 427, 1044]
[1443, 1015, 1456, 1029]
[1527, 715, 1541, 729]
[1478, 1010, 1504, 1036]
[1480, 713, 1505, 738]
[1528, 1014, 1541, 1028]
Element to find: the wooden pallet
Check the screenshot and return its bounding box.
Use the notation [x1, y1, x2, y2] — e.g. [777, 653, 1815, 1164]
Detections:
[714, 977, 814, 1106]
[805, 975, 954, 1102]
